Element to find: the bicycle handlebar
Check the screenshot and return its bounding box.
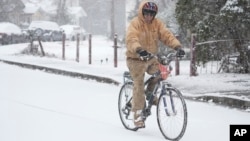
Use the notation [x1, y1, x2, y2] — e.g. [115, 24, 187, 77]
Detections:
[147, 52, 178, 66]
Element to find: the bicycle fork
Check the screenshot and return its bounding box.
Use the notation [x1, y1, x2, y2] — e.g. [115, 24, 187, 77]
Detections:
[143, 81, 160, 118]
[161, 84, 177, 116]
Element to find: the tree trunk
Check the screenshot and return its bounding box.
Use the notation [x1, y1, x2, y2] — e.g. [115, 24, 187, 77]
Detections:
[110, 0, 115, 39]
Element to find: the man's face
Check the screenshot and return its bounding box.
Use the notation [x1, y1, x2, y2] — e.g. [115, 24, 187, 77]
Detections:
[143, 10, 155, 24]
[144, 14, 154, 24]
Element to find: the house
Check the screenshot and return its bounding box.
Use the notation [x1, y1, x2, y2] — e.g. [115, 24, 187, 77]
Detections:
[67, 6, 87, 25]
[65, 0, 87, 26]
[20, 2, 56, 28]
[20, 0, 86, 27]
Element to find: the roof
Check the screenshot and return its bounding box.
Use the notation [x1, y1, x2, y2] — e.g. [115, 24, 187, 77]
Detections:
[68, 6, 87, 17]
[22, 1, 57, 15]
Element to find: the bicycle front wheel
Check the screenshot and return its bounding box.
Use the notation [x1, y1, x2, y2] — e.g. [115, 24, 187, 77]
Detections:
[118, 82, 138, 131]
[157, 87, 188, 140]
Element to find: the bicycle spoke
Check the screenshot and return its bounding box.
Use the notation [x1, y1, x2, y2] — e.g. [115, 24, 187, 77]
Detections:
[118, 83, 138, 131]
[157, 88, 187, 140]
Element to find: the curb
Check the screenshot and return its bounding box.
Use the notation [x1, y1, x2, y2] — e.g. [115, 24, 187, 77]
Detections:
[185, 95, 250, 111]
[0, 59, 120, 86]
[1, 59, 249, 111]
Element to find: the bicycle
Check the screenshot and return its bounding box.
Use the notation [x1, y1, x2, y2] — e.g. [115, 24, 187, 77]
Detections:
[118, 52, 188, 140]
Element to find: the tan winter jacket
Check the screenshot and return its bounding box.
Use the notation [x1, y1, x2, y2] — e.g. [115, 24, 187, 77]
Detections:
[126, 0, 181, 59]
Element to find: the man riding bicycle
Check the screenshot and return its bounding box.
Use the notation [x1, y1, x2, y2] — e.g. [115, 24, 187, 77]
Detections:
[125, 0, 185, 128]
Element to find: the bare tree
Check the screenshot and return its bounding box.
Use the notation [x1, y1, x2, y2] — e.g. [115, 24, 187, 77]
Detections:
[54, 0, 69, 25]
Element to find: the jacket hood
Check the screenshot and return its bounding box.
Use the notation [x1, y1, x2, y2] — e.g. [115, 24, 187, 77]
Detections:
[138, 0, 158, 22]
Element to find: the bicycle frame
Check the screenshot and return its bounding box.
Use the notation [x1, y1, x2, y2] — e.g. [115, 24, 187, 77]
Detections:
[119, 52, 187, 140]
[123, 53, 176, 115]
[123, 67, 176, 120]
[143, 74, 178, 118]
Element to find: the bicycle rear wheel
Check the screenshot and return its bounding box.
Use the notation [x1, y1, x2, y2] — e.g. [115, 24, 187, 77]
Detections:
[118, 82, 138, 131]
[157, 87, 187, 140]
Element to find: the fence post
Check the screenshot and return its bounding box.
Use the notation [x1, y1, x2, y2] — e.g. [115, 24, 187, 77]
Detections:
[114, 33, 118, 68]
[38, 36, 45, 56]
[89, 34, 92, 64]
[190, 34, 197, 76]
[76, 33, 80, 62]
[62, 33, 65, 60]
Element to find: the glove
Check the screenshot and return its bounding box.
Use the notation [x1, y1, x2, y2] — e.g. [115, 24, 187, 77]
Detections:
[175, 48, 185, 57]
[136, 49, 151, 61]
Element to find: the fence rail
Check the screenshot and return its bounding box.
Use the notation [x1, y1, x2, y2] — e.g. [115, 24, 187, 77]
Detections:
[190, 34, 250, 76]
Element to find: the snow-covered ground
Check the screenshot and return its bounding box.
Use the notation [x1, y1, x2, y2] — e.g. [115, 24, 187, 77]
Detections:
[0, 36, 250, 141]
[1, 61, 250, 141]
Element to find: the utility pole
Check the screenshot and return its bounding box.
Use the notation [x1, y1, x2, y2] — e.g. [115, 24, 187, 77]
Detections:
[110, 0, 115, 39]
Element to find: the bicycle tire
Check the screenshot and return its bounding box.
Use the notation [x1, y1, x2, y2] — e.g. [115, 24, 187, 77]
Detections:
[156, 87, 187, 140]
[118, 82, 138, 131]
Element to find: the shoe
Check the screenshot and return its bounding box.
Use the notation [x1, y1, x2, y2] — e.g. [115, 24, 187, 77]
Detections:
[134, 110, 145, 128]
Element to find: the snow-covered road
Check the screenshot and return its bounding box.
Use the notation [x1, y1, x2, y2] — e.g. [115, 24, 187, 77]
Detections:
[0, 62, 249, 141]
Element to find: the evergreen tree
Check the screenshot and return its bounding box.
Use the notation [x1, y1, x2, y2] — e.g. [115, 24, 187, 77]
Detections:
[0, 0, 25, 23]
[176, 0, 250, 73]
